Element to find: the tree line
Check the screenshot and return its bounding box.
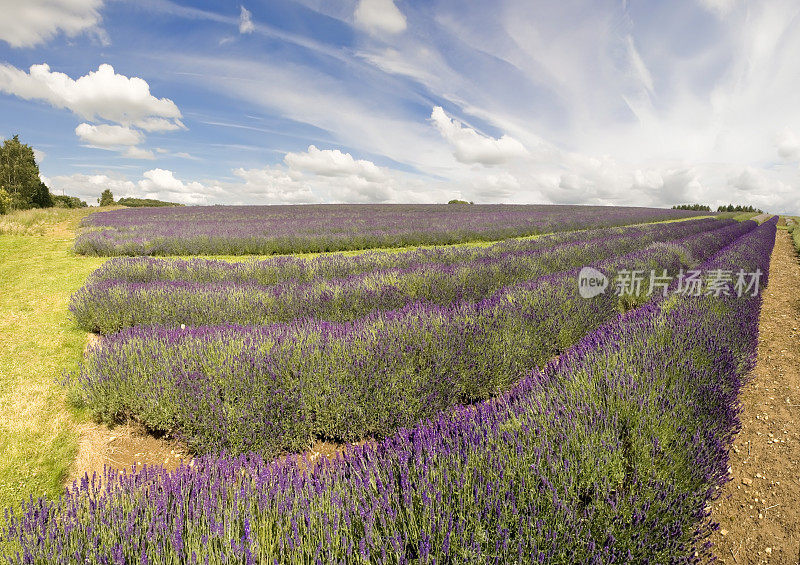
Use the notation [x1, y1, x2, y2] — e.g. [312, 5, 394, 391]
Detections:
[0, 135, 88, 214]
[1, 135, 180, 215]
[672, 203, 764, 213]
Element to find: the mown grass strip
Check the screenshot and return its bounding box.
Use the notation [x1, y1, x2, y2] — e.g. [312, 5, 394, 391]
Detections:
[0, 234, 106, 512]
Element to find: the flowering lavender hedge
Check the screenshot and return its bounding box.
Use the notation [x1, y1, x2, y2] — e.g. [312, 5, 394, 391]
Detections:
[4, 219, 776, 563]
[70, 221, 756, 456]
[73, 204, 707, 256]
[70, 218, 737, 334]
[82, 218, 723, 285]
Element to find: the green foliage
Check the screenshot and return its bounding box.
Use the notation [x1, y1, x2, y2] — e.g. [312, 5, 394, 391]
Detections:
[671, 204, 710, 211]
[789, 222, 800, 254]
[116, 197, 182, 207]
[52, 195, 88, 209]
[447, 199, 474, 205]
[98, 189, 115, 207]
[0, 188, 11, 214]
[717, 203, 762, 213]
[0, 135, 52, 212]
[31, 181, 53, 208]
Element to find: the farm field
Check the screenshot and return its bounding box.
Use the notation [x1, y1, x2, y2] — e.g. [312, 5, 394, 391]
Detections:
[1, 204, 793, 563]
[71, 217, 756, 458]
[73, 204, 706, 256]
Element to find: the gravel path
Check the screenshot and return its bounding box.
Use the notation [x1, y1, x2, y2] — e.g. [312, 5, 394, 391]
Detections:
[712, 229, 800, 564]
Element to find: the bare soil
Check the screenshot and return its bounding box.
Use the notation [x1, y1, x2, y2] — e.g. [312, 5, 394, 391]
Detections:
[711, 230, 800, 564]
[67, 334, 191, 484]
[69, 335, 366, 483]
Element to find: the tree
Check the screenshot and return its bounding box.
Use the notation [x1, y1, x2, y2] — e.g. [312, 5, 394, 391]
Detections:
[0, 188, 11, 215]
[31, 180, 53, 208]
[53, 195, 88, 208]
[98, 189, 115, 206]
[0, 135, 49, 210]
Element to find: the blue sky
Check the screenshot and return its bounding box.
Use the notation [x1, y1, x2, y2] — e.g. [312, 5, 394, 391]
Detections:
[1, 0, 799, 213]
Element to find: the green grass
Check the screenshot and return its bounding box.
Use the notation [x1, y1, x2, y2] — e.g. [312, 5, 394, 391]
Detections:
[0, 213, 108, 511]
[0, 207, 117, 236]
[714, 211, 763, 221]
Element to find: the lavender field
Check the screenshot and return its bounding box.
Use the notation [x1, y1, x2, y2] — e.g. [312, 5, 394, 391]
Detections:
[3, 210, 776, 563]
[73, 204, 706, 256]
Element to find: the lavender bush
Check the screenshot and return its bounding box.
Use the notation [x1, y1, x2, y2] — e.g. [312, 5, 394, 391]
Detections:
[70, 219, 738, 334]
[4, 219, 776, 563]
[70, 221, 756, 456]
[73, 204, 707, 256]
[82, 218, 723, 285]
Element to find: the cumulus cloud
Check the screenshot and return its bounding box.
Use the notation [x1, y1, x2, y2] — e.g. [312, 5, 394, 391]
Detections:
[75, 123, 143, 146]
[239, 6, 255, 34]
[0, 63, 182, 129]
[137, 168, 222, 204]
[0, 0, 106, 48]
[44, 172, 136, 202]
[430, 107, 528, 166]
[354, 0, 407, 36]
[232, 166, 316, 203]
[0, 62, 184, 159]
[284, 145, 388, 181]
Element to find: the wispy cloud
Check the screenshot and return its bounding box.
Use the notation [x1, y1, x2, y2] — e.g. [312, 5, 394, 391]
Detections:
[5, 0, 800, 213]
[238, 6, 255, 34]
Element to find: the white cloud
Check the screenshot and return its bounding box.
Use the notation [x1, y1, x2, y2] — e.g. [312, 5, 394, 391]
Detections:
[0, 63, 183, 130]
[470, 172, 520, 200]
[430, 106, 528, 165]
[239, 6, 255, 34]
[0, 62, 184, 160]
[122, 147, 156, 160]
[775, 128, 799, 161]
[45, 172, 136, 202]
[75, 123, 143, 146]
[698, 0, 737, 18]
[137, 168, 221, 204]
[232, 166, 316, 203]
[624, 35, 654, 95]
[0, 0, 106, 48]
[354, 0, 407, 36]
[284, 145, 388, 181]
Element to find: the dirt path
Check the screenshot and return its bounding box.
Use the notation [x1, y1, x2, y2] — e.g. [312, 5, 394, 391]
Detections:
[711, 229, 800, 564]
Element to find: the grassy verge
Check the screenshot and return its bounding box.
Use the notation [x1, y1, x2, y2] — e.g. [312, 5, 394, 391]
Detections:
[0, 213, 107, 512]
[785, 217, 800, 252]
[0, 206, 126, 237]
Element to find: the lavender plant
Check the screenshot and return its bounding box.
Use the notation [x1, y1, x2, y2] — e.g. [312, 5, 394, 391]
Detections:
[73, 204, 708, 256]
[70, 221, 756, 456]
[4, 219, 776, 563]
[83, 218, 724, 285]
[70, 219, 740, 334]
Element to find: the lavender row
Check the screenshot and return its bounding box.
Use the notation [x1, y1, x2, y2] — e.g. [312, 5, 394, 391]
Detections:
[70, 219, 742, 334]
[5, 219, 776, 563]
[73, 204, 706, 256]
[83, 217, 725, 285]
[70, 221, 756, 457]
